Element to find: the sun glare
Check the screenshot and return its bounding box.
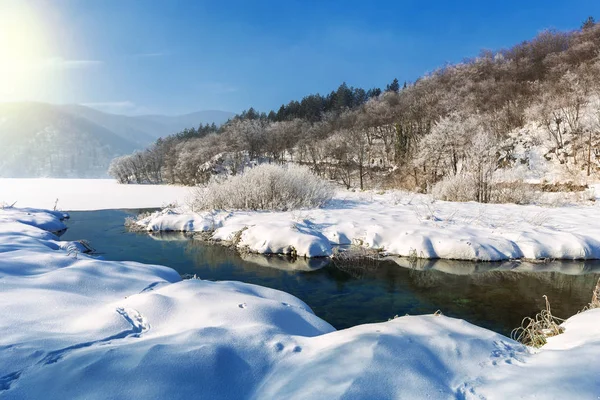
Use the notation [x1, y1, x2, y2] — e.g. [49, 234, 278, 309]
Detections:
[0, 3, 47, 100]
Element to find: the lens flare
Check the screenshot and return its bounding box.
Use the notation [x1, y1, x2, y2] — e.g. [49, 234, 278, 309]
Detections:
[0, 3, 47, 99]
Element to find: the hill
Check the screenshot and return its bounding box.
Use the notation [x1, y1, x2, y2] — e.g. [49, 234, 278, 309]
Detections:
[0, 102, 234, 178]
[111, 20, 600, 200]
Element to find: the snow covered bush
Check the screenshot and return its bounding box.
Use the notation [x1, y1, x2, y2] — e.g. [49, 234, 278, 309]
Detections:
[489, 181, 538, 204]
[430, 174, 477, 202]
[431, 174, 539, 204]
[191, 163, 334, 211]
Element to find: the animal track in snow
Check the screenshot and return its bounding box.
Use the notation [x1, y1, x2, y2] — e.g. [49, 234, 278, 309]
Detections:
[1, 308, 150, 393]
[39, 308, 150, 365]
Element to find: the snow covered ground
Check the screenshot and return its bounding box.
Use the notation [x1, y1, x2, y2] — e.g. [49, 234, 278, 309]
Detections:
[0, 178, 192, 210]
[136, 189, 600, 261]
[4, 179, 600, 261]
[1, 207, 599, 399]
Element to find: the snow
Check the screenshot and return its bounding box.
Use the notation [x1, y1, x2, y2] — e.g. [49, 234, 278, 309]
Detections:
[0, 178, 191, 210]
[4, 179, 600, 261]
[137, 189, 600, 261]
[1, 207, 599, 399]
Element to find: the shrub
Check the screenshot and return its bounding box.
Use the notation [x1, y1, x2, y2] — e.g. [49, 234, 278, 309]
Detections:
[489, 181, 537, 204]
[191, 163, 334, 211]
[431, 173, 539, 204]
[430, 174, 477, 202]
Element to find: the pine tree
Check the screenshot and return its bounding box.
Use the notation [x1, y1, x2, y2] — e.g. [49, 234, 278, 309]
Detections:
[385, 78, 400, 93]
[582, 16, 595, 30]
[367, 87, 382, 98]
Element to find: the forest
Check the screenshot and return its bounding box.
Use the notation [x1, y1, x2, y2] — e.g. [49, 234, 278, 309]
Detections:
[110, 17, 600, 203]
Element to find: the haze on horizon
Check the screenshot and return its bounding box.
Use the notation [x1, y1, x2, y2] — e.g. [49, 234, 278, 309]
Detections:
[0, 0, 599, 116]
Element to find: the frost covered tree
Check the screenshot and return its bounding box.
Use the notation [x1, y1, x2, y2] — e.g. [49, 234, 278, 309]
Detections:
[414, 113, 478, 181]
[110, 20, 600, 197]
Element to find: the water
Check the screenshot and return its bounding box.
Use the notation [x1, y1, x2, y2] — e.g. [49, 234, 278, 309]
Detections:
[61, 209, 600, 336]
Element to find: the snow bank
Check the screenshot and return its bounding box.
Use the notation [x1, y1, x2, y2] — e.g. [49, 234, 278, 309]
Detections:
[1, 207, 600, 399]
[136, 189, 600, 261]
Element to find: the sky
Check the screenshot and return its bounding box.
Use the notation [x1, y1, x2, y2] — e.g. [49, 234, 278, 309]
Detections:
[0, 0, 599, 116]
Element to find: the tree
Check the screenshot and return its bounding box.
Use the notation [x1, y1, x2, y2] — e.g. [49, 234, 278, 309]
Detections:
[341, 110, 371, 190]
[582, 16, 595, 30]
[468, 131, 498, 203]
[385, 78, 400, 93]
[333, 82, 355, 111]
[367, 87, 382, 98]
[414, 113, 477, 182]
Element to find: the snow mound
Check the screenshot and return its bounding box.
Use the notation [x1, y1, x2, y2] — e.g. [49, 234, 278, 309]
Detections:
[137, 208, 221, 232]
[2, 207, 600, 399]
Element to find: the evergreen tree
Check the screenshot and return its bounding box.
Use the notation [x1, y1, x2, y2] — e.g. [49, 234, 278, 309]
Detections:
[582, 16, 595, 30]
[367, 87, 382, 98]
[334, 82, 354, 111]
[276, 105, 286, 121]
[385, 78, 400, 93]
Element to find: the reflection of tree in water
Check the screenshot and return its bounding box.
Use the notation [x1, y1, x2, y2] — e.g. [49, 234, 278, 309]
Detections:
[405, 267, 600, 334]
[330, 257, 600, 334]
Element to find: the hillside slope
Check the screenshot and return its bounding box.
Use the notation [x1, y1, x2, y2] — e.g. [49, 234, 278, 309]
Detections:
[0, 103, 233, 178]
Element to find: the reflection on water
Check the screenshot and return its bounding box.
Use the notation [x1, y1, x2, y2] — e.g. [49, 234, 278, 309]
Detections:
[240, 253, 330, 271]
[386, 256, 600, 275]
[62, 209, 600, 335]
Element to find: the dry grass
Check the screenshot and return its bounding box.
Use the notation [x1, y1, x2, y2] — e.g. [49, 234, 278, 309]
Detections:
[511, 295, 565, 348]
[512, 279, 600, 348]
[581, 278, 600, 312]
[0, 201, 17, 209]
[592, 278, 600, 309]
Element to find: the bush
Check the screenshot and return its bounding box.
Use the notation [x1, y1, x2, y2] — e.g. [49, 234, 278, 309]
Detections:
[430, 174, 477, 202]
[431, 173, 539, 204]
[191, 163, 334, 211]
[489, 181, 538, 204]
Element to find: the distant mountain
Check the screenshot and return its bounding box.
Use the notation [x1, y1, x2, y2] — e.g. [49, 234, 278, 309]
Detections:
[0, 102, 234, 178]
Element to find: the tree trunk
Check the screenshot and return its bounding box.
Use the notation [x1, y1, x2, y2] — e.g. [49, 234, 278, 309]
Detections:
[587, 130, 592, 176]
[359, 162, 364, 190]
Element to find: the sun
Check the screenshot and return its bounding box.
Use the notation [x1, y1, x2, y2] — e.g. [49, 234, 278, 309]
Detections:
[0, 3, 47, 100]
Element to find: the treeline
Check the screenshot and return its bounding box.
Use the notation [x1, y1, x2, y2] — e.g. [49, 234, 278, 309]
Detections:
[110, 18, 600, 199]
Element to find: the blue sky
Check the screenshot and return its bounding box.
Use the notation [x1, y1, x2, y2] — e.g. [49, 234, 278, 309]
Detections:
[3, 0, 600, 115]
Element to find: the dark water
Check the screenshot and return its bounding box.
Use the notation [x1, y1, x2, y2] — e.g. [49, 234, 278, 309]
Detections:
[62, 209, 600, 336]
